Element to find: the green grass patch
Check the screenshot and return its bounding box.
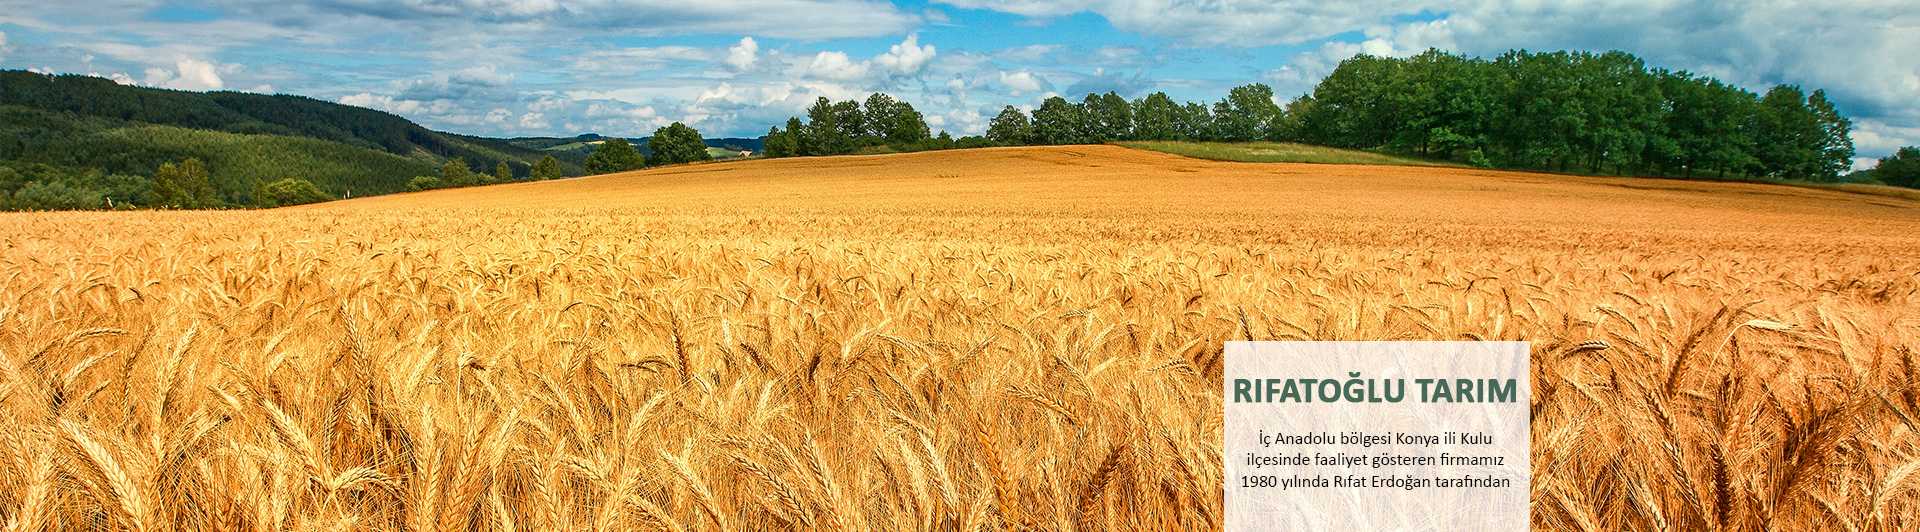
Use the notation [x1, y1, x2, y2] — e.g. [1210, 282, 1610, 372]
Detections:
[1117, 141, 1465, 167]
[1117, 140, 1920, 203]
[1717, 177, 1920, 202]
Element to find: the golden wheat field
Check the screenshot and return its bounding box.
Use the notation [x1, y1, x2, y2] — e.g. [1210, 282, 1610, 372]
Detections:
[3, 145, 1919, 531]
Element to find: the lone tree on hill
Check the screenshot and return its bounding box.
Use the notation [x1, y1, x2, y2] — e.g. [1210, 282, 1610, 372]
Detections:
[584, 138, 645, 175]
[530, 155, 562, 180]
[647, 122, 713, 166]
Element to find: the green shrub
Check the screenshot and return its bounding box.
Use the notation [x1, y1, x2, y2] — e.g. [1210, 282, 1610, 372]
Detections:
[407, 175, 443, 192]
[12, 180, 101, 210]
[256, 178, 335, 207]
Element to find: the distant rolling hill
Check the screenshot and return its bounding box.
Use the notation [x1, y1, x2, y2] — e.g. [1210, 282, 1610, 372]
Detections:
[503, 133, 764, 160]
[0, 70, 592, 208]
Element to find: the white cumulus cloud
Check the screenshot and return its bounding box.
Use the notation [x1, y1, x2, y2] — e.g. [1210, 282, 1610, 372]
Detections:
[159, 59, 225, 91]
[449, 66, 514, 87]
[998, 70, 1046, 94]
[872, 33, 936, 76]
[725, 36, 759, 72]
[806, 51, 871, 82]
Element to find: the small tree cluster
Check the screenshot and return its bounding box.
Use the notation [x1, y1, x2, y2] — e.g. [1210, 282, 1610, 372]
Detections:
[764, 94, 934, 157]
[151, 158, 215, 208]
[584, 138, 645, 175]
[1868, 147, 1920, 188]
[254, 178, 334, 207]
[0, 164, 126, 210]
[984, 88, 1275, 146]
[406, 158, 510, 191]
[495, 161, 514, 183]
[530, 155, 562, 180]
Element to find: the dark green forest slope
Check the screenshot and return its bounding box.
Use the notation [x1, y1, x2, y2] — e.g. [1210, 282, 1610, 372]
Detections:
[0, 70, 585, 209]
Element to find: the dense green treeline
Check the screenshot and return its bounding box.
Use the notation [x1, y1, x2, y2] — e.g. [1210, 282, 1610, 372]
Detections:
[764, 94, 994, 157]
[1292, 49, 1854, 180]
[403, 157, 544, 192]
[1860, 147, 1920, 188]
[768, 49, 1866, 185]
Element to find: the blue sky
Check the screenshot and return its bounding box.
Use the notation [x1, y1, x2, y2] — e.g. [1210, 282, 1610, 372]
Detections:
[2, 0, 1916, 168]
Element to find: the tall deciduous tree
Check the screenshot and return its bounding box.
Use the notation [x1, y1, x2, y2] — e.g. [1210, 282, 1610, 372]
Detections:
[805, 97, 853, 156]
[584, 138, 644, 175]
[884, 100, 931, 144]
[987, 105, 1032, 145]
[1272, 95, 1318, 143]
[1655, 71, 1755, 178]
[1212, 83, 1280, 142]
[764, 126, 796, 157]
[785, 117, 812, 156]
[1030, 97, 1086, 145]
[863, 93, 900, 139]
[1132, 92, 1180, 141]
[832, 100, 866, 144]
[1309, 54, 1401, 149]
[1754, 85, 1825, 180]
[1807, 89, 1854, 181]
[494, 161, 513, 183]
[1086, 92, 1134, 142]
[646, 122, 714, 166]
[1174, 102, 1213, 142]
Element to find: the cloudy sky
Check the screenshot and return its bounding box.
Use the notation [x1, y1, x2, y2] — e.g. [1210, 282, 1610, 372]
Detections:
[2, 0, 1915, 167]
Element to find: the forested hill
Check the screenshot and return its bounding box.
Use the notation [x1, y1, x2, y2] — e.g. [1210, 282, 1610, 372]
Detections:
[0, 70, 585, 209]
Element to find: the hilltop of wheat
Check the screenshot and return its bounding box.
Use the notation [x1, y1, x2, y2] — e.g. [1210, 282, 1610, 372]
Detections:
[2, 146, 1917, 531]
